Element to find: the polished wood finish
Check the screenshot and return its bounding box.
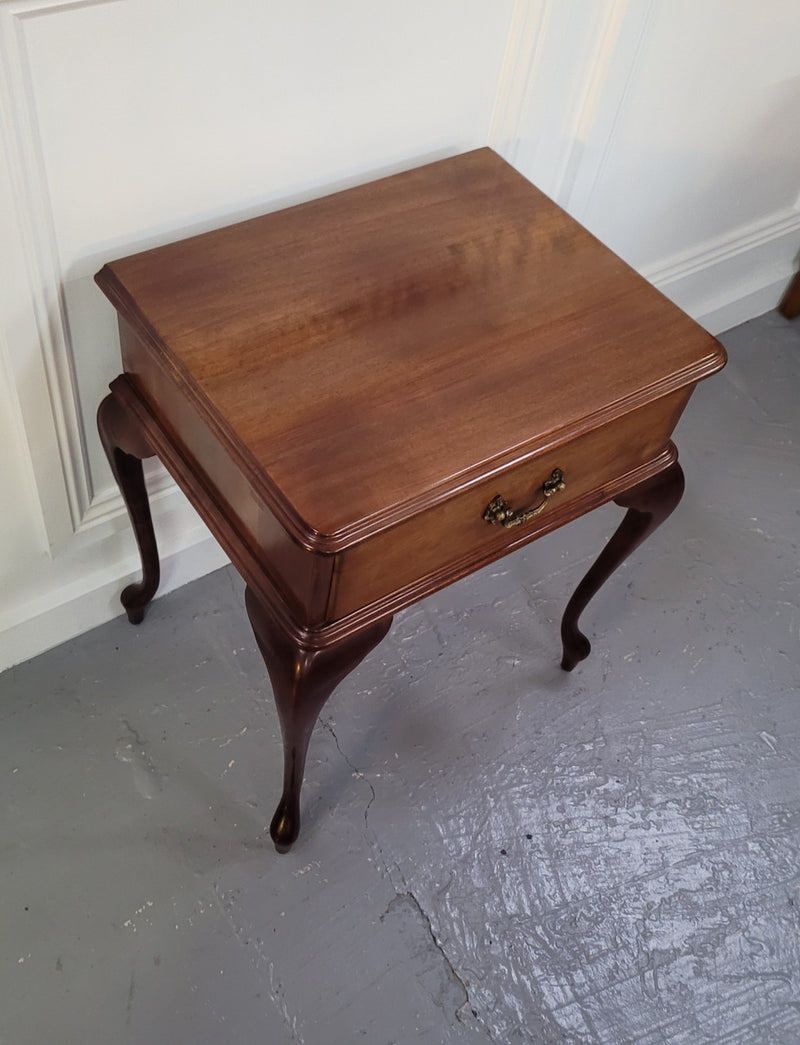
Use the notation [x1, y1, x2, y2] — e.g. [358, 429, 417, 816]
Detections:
[246, 588, 391, 851]
[96, 149, 724, 560]
[560, 461, 686, 670]
[95, 148, 726, 849]
[332, 392, 690, 620]
[97, 391, 160, 624]
[779, 269, 800, 319]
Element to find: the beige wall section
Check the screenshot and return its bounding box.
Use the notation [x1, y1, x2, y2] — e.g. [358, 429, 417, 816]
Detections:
[1, 0, 799, 669]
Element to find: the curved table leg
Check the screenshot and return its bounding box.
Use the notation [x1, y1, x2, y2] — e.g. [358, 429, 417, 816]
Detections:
[97, 390, 160, 624]
[779, 269, 800, 319]
[560, 460, 685, 671]
[246, 587, 392, 853]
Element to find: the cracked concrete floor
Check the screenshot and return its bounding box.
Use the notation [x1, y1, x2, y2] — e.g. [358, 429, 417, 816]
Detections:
[2, 309, 800, 1044]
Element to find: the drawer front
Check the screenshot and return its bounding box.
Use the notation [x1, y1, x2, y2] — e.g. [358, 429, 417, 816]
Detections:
[329, 389, 691, 621]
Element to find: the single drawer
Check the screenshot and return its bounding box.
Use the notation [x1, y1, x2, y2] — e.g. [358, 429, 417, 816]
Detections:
[329, 389, 691, 621]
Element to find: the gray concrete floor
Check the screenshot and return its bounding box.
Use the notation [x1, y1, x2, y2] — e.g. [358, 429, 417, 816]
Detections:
[2, 310, 800, 1044]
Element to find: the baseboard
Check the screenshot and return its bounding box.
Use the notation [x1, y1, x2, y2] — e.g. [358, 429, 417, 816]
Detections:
[643, 206, 800, 334]
[692, 276, 795, 336]
[0, 487, 229, 673]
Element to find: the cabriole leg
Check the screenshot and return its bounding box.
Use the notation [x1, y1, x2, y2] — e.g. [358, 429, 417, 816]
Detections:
[560, 461, 685, 671]
[779, 270, 800, 319]
[97, 389, 160, 624]
[245, 587, 392, 853]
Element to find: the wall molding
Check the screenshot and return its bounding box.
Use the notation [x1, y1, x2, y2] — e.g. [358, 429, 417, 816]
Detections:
[78, 464, 182, 532]
[488, 0, 649, 213]
[489, 0, 798, 337]
[0, 482, 229, 671]
[0, 0, 222, 670]
[554, 0, 626, 207]
[645, 206, 800, 286]
[0, 0, 119, 14]
[645, 205, 800, 333]
[558, 0, 656, 216]
[0, 0, 123, 544]
[488, 0, 552, 166]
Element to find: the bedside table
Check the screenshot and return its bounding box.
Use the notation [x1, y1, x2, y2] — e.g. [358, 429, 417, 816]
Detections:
[96, 148, 726, 851]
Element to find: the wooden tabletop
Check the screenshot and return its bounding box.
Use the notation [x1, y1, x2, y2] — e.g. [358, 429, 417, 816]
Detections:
[96, 149, 725, 541]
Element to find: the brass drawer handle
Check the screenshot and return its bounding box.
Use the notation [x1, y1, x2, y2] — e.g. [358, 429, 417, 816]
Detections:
[483, 468, 566, 528]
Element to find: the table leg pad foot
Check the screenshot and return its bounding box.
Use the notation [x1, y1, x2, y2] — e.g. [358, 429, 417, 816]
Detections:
[561, 631, 591, 671]
[121, 585, 150, 625]
[270, 799, 299, 853]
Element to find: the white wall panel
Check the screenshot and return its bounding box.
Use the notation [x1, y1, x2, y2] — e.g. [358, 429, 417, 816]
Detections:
[0, 0, 515, 669]
[494, 0, 800, 330]
[577, 0, 800, 265]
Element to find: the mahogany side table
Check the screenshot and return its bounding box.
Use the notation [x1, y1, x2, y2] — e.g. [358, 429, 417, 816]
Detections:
[95, 149, 726, 852]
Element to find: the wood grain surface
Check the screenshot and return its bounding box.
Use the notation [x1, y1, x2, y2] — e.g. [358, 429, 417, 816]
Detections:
[96, 148, 730, 853]
[96, 149, 726, 547]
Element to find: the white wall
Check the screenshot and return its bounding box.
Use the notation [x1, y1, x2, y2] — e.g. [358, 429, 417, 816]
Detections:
[494, 0, 800, 330]
[1, 0, 799, 670]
